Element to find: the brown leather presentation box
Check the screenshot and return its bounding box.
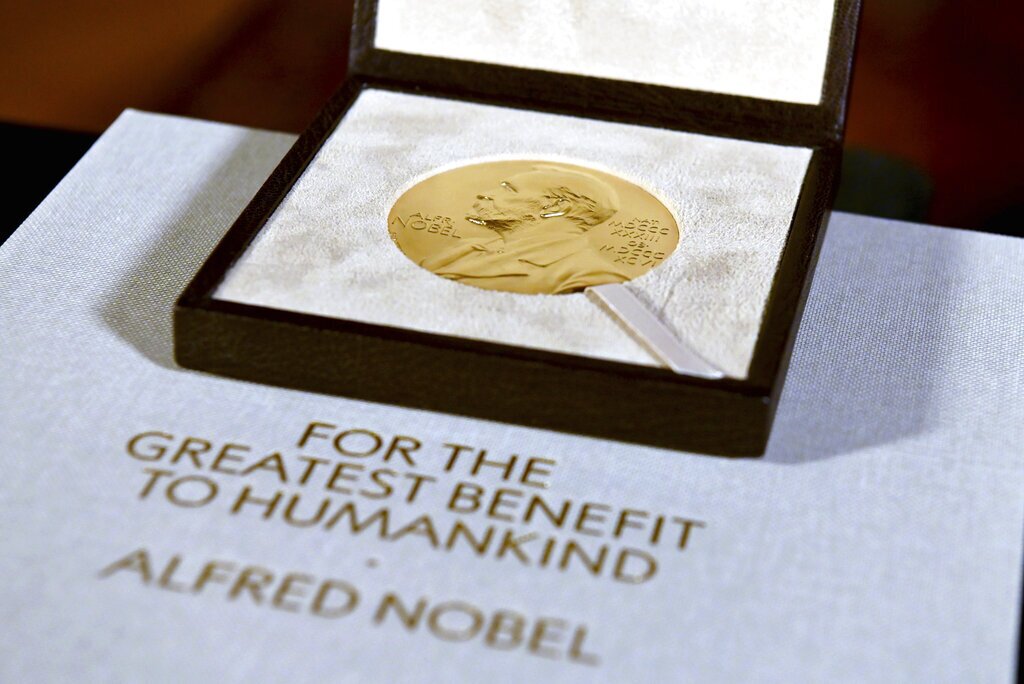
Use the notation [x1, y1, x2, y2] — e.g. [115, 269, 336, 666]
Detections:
[175, 0, 862, 456]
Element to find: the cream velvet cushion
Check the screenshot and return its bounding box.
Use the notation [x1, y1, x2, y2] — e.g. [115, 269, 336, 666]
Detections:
[374, 0, 835, 105]
[216, 89, 812, 378]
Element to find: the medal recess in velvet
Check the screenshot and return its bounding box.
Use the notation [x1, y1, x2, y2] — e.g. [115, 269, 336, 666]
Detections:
[388, 160, 679, 296]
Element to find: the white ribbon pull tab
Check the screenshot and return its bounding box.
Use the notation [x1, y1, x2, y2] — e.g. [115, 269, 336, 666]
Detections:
[586, 283, 725, 379]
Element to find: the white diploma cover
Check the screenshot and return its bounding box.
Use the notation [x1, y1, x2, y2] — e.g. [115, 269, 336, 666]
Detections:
[1, 112, 1022, 682]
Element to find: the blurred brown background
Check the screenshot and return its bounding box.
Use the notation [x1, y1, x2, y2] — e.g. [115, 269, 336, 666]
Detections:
[1, 0, 1021, 233]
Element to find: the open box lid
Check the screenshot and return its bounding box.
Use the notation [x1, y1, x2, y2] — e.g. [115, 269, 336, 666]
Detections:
[351, 0, 861, 148]
[173, 0, 865, 455]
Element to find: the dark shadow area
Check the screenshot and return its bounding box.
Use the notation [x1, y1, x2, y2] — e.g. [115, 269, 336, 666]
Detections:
[980, 203, 1024, 239]
[1, 122, 98, 246]
[763, 217, 958, 462]
[835, 147, 933, 223]
[100, 127, 290, 369]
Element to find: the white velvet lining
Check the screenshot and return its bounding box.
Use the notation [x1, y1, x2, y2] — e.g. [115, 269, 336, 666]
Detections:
[374, 0, 836, 105]
[215, 90, 812, 378]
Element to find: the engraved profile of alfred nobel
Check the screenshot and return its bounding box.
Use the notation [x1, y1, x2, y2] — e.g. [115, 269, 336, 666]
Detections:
[419, 164, 632, 294]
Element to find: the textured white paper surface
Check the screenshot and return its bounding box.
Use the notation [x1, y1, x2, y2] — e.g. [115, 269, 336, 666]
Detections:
[216, 89, 812, 378]
[375, 0, 835, 105]
[2, 111, 1023, 683]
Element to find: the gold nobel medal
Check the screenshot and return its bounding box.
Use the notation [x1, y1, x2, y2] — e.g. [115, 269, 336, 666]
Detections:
[388, 160, 679, 295]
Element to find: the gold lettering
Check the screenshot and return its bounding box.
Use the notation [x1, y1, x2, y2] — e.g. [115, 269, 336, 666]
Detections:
[442, 443, 474, 471]
[569, 626, 600, 666]
[137, 467, 173, 499]
[529, 618, 568, 659]
[296, 455, 330, 485]
[325, 461, 364, 494]
[333, 429, 382, 458]
[496, 531, 537, 564]
[126, 431, 172, 461]
[671, 517, 707, 550]
[374, 593, 426, 629]
[192, 560, 236, 592]
[559, 541, 607, 576]
[574, 502, 611, 537]
[311, 580, 359, 618]
[165, 475, 218, 508]
[230, 486, 282, 518]
[297, 421, 335, 448]
[524, 495, 570, 529]
[239, 452, 289, 482]
[389, 515, 439, 547]
[229, 566, 274, 604]
[157, 555, 188, 592]
[487, 488, 523, 522]
[323, 503, 389, 537]
[613, 548, 657, 584]
[360, 468, 396, 499]
[402, 472, 435, 503]
[444, 521, 493, 555]
[428, 601, 484, 642]
[485, 610, 525, 650]
[282, 494, 331, 527]
[614, 508, 649, 538]
[471, 450, 516, 480]
[272, 573, 314, 612]
[447, 481, 483, 513]
[384, 435, 421, 466]
[98, 548, 152, 583]
[520, 457, 555, 489]
[170, 436, 211, 468]
[210, 443, 250, 475]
